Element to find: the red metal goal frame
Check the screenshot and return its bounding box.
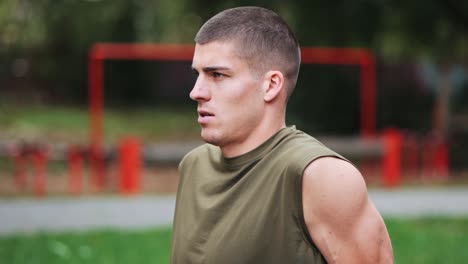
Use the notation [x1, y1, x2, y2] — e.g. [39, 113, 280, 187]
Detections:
[88, 43, 376, 150]
[88, 43, 376, 151]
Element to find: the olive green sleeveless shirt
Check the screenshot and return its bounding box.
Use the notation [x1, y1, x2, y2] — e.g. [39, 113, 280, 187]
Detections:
[171, 126, 344, 264]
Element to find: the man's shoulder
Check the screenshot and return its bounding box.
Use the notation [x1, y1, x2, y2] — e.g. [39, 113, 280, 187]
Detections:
[279, 128, 338, 157]
[273, 127, 350, 176]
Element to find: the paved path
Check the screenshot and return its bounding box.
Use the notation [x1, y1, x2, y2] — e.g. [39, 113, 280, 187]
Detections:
[368, 188, 468, 217]
[0, 195, 176, 235]
[1, 188, 467, 235]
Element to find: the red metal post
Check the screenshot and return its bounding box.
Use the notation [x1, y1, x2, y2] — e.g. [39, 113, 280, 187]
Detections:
[433, 140, 449, 178]
[67, 146, 83, 195]
[89, 57, 103, 154]
[89, 148, 105, 192]
[421, 135, 449, 179]
[12, 146, 27, 190]
[118, 137, 141, 194]
[31, 147, 47, 196]
[89, 53, 105, 191]
[401, 134, 419, 178]
[359, 55, 376, 138]
[382, 129, 402, 187]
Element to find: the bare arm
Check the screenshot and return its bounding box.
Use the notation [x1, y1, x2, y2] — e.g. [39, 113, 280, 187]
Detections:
[302, 157, 393, 263]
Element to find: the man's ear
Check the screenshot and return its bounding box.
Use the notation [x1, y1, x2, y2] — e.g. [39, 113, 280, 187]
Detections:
[263, 70, 284, 102]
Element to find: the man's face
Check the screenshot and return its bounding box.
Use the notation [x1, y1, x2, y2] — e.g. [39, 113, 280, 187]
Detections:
[190, 41, 265, 149]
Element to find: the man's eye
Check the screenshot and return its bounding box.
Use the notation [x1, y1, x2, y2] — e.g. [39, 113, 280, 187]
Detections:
[212, 72, 223, 78]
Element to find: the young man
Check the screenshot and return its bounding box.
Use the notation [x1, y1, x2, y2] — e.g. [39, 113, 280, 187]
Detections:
[170, 6, 393, 264]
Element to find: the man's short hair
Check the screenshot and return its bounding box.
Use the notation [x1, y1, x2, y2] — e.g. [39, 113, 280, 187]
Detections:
[195, 6, 301, 99]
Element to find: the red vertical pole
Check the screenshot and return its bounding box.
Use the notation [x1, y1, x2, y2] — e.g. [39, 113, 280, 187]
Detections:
[402, 135, 419, 178]
[421, 137, 432, 177]
[13, 147, 27, 190]
[67, 146, 83, 195]
[31, 147, 47, 196]
[382, 129, 402, 187]
[89, 49, 105, 191]
[118, 137, 141, 194]
[433, 140, 449, 178]
[360, 54, 376, 138]
[89, 149, 105, 192]
[422, 135, 449, 179]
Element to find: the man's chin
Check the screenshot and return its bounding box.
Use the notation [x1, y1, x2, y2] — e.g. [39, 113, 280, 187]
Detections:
[200, 131, 221, 146]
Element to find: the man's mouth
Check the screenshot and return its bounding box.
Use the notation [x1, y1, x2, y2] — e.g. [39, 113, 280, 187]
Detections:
[197, 109, 215, 124]
[198, 110, 214, 117]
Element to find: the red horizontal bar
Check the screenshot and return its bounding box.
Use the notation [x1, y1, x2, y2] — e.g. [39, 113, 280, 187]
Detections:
[90, 43, 195, 61]
[90, 44, 373, 65]
[301, 47, 373, 65]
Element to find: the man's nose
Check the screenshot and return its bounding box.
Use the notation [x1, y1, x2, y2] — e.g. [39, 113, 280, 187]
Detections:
[190, 77, 211, 101]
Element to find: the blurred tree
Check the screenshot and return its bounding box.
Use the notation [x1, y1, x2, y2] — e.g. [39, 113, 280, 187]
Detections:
[0, 0, 466, 135]
[134, 0, 200, 43]
[0, 0, 197, 104]
[0, 0, 134, 103]
[375, 0, 468, 136]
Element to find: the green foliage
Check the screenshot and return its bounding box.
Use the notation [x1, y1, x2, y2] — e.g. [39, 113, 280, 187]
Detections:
[0, 0, 202, 104]
[376, 0, 468, 61]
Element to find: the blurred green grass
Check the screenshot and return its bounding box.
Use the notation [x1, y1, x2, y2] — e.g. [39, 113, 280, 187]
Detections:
[387, 217, 468, 263]
[0, 227, 172, 264]
[1, 218, 467, 264]
[0, 104, 199, 144]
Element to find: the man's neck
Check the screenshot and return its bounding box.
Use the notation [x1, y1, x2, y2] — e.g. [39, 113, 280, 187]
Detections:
[220, 120, 286, 158]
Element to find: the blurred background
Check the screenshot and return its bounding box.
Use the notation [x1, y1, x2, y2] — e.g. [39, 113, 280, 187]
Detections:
[0, 0, 467, 263]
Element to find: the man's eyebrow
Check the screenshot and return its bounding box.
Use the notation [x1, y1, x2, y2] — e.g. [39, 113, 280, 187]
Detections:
[203, 66, 230, 72]
[191, 66, 230, 72]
